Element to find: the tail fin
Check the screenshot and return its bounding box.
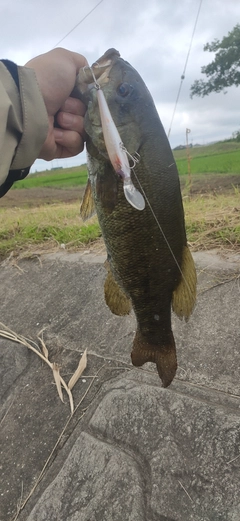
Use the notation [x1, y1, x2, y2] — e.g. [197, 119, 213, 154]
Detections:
[131, 329, 177, 388]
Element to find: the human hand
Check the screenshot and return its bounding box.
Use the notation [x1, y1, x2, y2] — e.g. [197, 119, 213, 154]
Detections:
[25, 48, 88, 161]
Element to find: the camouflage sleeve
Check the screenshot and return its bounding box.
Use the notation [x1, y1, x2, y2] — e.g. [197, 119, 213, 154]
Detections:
[0, 60, 48, 197]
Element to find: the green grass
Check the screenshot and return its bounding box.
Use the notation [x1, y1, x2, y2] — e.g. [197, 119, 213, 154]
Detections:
[173, 140, 240, 160]
[0, 203, 101, 259]
[173, 143, 240, 175]
[10, 141, 240, 192]
[12, 166, 88, 189]
[1, 140, 240, 258]
[1, 188, 240, 260]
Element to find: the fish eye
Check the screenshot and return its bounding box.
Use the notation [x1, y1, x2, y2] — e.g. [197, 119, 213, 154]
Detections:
[117, 82, 132, 97]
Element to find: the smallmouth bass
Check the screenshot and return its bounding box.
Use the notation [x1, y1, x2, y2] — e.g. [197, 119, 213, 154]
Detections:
[77, 49, 197, 387]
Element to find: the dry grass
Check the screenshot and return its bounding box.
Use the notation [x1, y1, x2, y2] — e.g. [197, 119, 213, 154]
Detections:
[184, 191, 240, 251]
[0, 323, 106, 521]
[0, 323, 87, 414]
[0, 188, 239, 261]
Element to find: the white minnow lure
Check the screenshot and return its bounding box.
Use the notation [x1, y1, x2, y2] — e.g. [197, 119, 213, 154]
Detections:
[96, 88, 145, 211]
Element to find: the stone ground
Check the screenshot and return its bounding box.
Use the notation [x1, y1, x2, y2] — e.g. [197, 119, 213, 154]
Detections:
[0, 249, 240, 521]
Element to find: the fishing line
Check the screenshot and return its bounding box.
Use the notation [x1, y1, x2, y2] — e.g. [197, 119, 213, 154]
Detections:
[132, 169, 193, 295]
[54, 0, 104, 47]
[167, 0, 203, 138]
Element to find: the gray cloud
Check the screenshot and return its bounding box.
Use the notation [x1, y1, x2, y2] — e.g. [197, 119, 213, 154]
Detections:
[2, 0, 239, 170]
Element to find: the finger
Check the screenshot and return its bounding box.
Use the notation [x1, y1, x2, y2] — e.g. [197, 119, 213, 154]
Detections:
[56, 112, 85, 135]
[54, 128, 84, 157]
[69, 50, 89, 72]
[60, 97, 86, 116]
[26, 49, 88, 117]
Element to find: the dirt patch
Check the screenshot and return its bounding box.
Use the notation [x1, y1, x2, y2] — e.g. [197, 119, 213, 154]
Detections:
[181, 173, 240, 195]
[1, 174, 239, 209]
[0, 187, 85, 208]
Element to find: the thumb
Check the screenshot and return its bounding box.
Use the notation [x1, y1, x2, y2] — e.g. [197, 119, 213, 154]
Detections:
[68, 50, 89, 73]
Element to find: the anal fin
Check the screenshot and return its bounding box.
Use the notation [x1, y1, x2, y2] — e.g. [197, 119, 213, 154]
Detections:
[172, 245, 197, 320]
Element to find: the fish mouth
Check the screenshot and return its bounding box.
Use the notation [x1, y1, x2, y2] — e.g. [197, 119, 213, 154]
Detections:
[76, 48, 121, 95]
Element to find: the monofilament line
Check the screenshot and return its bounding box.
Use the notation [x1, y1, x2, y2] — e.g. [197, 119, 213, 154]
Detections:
[167, 0, 203, 138]
[132, 170, 193, 296]
[54, 0, 104, 47]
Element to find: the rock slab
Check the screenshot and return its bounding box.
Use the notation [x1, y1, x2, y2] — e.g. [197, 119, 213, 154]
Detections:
[0, 250, 240, 521]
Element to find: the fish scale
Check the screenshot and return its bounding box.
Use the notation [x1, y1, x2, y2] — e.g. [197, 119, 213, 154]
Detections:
[95, 160, 182, 336]
[77, 49, 197, 387]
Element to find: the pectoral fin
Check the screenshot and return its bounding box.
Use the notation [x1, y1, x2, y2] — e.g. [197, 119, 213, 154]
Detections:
[104, 262, 131, 316]
[80, 179, 95, 221]
[172, 245, 197, 320]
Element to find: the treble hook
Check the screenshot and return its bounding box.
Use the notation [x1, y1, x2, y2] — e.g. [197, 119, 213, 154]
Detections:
[120, 145, 141, 169]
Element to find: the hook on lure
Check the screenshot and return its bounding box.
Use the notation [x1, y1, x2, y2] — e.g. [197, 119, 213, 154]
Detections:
[86, 65, 145, 211]
[120, 146, 140, 169]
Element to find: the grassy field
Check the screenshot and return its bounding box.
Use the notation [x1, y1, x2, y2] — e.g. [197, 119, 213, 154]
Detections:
[1, 189, 239, 260]
[12, 165, 88, 189]
[0, 140, 240, 260]
[175, 149, 240, 175]
[0, 203, 101, 259]
[10, 140, 240, 192]
[174, 140, 240, 175]
[173, 140, 240, 159]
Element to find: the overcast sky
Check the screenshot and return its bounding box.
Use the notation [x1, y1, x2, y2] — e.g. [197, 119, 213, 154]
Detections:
[2, 0, 240, 171]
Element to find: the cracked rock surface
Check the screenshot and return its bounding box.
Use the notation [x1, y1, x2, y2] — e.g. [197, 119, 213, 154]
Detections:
[0, 250, 240, 521]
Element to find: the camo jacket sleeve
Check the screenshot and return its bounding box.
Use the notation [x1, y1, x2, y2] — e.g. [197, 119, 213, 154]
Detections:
[0, 60, 48, 197]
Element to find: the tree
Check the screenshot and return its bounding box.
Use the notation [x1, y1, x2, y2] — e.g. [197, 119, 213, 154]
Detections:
[232, 130, 240, 142]
[190, 24, 240, 97]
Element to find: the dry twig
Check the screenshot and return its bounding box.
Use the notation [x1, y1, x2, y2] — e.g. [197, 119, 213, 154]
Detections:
[178, 480, 193, 503]
[68, 348, 87, 390]
[0, 323, 87, 414]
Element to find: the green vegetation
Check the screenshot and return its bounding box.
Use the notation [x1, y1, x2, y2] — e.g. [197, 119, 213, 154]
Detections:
[1, 141, 240, 259]
[173, 140, 240, 159]
[1, 189, 239, 259]
[0, 203, 101, 259]
[11, 142, 240, 193]
[12, 165, 88, 189]
[173, 141, 240, 175]
[190, 24, 240, 98]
